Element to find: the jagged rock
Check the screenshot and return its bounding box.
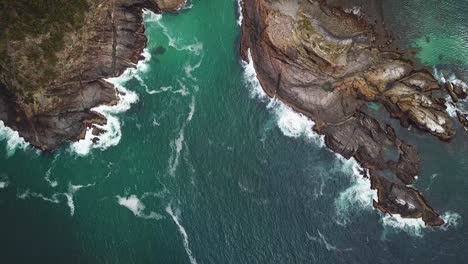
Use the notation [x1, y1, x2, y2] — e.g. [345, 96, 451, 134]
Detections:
[452, 82, 468, 100]
[91, 126, 106, 136]
[456, 111, 468, 130]
[240, 0, 451, 225]
[445, 82, 460, 103]
[370, 173, 444, 226]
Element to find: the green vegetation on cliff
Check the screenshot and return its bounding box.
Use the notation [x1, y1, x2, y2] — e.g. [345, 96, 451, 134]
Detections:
[0, 0, 89, 100]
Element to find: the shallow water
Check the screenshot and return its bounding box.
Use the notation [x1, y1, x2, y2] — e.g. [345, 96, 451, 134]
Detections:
[0, 1, 467, 263]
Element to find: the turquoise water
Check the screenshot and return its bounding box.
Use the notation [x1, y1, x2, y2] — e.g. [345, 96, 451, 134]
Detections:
[0, 1, 467, 263]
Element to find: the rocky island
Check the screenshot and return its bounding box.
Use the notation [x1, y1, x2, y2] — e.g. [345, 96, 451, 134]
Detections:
[240, 0, 467, 226]
[0, 0, 186, 151]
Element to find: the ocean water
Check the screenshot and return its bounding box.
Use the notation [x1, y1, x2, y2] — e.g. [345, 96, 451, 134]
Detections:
[0, 0, 467, 263]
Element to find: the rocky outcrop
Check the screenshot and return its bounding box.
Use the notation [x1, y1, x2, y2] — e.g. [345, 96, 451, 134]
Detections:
[240, 0, 453, 226]
[0, 0, 186, 151]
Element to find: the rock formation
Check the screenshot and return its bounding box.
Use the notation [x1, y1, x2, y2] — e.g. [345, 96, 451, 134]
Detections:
[240, 0, 456, 226]
[0, 0, 186, 151]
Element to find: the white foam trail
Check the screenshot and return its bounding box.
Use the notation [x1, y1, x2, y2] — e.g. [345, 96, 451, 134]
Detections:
[18, 189, 61, 204]
[306, 230, 353, 252]
[144, 9, 203, 56]
[17, 182, 94, 216]
[117, 195, 163, 220]
[237, 0, 244, 26]
[66, 183, 94, 216]
[44, 168, 58, 188]
[166, 205, 198, 264]
[0, 120, 29, 157]
[169, 129, 185, 176]
[184, 58, 203, 81]
[168, 96, 195, 176]
[146, 85, 173, 95]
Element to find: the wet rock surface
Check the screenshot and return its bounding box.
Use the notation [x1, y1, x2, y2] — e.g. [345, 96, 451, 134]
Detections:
[0, 0, 186, 151]
[240, 0, 457, 226]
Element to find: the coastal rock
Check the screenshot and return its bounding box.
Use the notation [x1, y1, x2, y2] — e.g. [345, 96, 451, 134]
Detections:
[370, 173, 444, 226]
[241, 0, 449, 225]
[155, 0, 187, 12]
[0, 0, 186, 151]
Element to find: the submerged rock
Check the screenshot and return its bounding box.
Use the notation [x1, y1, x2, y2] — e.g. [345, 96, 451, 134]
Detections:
[240, 0, 451, 226]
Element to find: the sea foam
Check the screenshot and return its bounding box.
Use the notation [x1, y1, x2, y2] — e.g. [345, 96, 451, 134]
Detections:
[242, 50, 325, 146]
[237, 0, 244, 26]
[144, 10, 203, 56]
[117, 195, 163, 220]
[69, 49, 146, 155]
[168, 96, 196, 176]
[433, 68, 468, 118]
[0, 120, 29, 157]
[166, 205, 198, 264]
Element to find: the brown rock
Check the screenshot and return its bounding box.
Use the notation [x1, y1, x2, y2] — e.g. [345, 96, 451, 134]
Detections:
[0, 0, 185, 152]
[240, 0, 451, 225]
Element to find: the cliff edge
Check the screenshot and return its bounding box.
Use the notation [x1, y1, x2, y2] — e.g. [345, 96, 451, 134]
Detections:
[0, 0, 186, 151]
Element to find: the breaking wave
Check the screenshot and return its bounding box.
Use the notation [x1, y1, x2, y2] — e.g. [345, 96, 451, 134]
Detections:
[0, 120, 29, 157]
[69, 50, 146, 156]
[166, 205, 198, 264]
[237, 0, 244, 26]
[380, 211, 460, 238]
[242, 50, 324, 146]
[334, 156, 377, 226]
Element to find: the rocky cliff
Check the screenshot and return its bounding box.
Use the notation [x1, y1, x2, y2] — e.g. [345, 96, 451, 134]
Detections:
[0, 0, 186, 151]
[239, 0, 464, 226]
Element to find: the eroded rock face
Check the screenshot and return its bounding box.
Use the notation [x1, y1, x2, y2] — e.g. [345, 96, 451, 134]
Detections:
[0, 0, 186, 151]
[240, 0, 452, 226]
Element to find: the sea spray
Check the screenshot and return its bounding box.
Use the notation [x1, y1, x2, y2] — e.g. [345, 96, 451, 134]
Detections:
[0, 121, 29, 157]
